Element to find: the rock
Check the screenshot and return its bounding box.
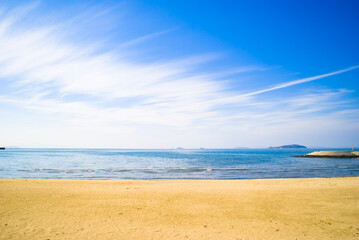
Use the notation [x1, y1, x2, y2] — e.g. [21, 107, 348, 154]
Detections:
[295, 151, 359, 158]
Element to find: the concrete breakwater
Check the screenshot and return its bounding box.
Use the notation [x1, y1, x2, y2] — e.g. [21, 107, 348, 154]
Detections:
[295, 151, 359, 158]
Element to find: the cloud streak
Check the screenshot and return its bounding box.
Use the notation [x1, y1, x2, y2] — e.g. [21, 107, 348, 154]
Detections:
[215, 65, 359, 105]
[120, 28, 177, 48]
[244, 65, 359, 97]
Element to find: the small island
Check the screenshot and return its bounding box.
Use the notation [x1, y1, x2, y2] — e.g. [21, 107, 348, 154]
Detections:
[269, 144, 307, 149]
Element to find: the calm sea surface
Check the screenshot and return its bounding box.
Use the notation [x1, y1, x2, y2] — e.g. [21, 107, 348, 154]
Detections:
[0, 148, 358, 180]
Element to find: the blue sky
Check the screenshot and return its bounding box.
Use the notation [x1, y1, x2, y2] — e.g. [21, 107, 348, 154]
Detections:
[0, 0, 358, 148]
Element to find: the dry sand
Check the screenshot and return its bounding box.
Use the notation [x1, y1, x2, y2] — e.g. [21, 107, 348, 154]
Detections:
[1, 177, 358, 240]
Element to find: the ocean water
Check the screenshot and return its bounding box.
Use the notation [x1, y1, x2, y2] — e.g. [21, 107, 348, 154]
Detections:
[0, 148, 358, 180]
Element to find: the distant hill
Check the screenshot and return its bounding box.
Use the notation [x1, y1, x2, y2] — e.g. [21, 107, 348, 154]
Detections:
[269, 144, 307, 149]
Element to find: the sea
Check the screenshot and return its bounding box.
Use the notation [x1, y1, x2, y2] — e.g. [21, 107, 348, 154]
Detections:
[0, 148, 358, 180]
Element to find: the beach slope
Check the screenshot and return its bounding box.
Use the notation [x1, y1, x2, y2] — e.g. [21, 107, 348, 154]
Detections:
[1, 177, 358, 240]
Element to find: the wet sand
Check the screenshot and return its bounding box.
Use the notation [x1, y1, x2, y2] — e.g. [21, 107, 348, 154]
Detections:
[1, 177, 358, 240]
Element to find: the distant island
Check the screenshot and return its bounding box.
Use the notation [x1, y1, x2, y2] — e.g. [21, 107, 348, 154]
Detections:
[269, 144, 307, 149]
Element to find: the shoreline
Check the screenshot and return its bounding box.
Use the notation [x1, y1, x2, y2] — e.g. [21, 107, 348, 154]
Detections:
[1, 175, 358, 181]
[1, 177, 359, 239]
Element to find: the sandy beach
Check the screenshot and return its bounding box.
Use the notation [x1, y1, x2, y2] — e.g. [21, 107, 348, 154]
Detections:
[1, 177, 358, 240]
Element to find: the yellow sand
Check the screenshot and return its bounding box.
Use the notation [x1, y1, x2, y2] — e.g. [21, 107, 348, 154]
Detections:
[1, 177, 358, 240]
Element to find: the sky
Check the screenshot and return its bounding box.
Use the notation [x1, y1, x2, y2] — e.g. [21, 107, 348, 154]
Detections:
[0, 0, 358, 148]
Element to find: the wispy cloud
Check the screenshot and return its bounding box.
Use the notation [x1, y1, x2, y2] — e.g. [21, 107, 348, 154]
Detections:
[0, 3, 358, 147]
[0, 4, 252, 127]
[120, 28, 177, 48]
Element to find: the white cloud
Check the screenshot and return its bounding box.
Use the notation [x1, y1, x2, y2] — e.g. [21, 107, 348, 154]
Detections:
[0, 3, 358, 147]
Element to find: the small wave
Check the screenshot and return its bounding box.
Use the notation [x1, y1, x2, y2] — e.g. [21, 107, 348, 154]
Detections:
[85, 169, 131, 173]
[167, 168, 210, 173]
[17, 168, 78, 173]
[143, 170, 160, 173]
[336, 165, 359, 169]
[17, 169, 59, 173]
[17, 169, 35, 172]
[214, 168, 248, 171]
